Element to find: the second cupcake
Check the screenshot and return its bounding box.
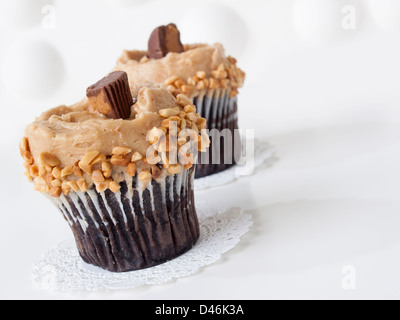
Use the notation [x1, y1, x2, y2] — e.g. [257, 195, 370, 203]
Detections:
[115, 24, 246, 178]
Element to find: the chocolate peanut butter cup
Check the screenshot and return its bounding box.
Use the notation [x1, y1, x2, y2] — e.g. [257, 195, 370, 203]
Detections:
[148, 23, 184, 60]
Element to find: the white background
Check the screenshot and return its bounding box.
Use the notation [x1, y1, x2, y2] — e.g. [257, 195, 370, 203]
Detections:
[1, 0, 400, 300]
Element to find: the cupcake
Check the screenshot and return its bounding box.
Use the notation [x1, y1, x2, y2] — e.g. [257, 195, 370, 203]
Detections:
[20, 71, 210, 273]
[114, 23, 246, 178]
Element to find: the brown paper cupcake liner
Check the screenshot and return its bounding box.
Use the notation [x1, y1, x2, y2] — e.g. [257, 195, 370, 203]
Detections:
[193, 89, 241, 178]
[50, 167, 199, 273]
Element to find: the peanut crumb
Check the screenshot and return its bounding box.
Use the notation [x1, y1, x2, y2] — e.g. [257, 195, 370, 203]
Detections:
[131, 152, 143, 162]
[76, 179, 88, 193]
[80, 151, 99, 166]
[50, 187, 62, 198]
[92, 170, 105, 182]
[67, 181, 80, 192]
[126, 163, 137, 177]
[168, 165, 182, 175]
[110, 154, 130, 167]
[112, 147, 132, 156]
[109, 181, 121, 193]
[61, 166, 73, 178]
[138, 170, 152, 182]
[39, 152, 60, 167]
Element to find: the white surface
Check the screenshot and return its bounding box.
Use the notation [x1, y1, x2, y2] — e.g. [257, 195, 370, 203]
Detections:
[194, 139, 275, 190]
[369, 0, 400, 32]
[179, 4, 249, 58]
[292, 0, 345, 42]
[1, 0, 400, 300]
[1, 39, 65, 99]
[0, 0, 52, 29]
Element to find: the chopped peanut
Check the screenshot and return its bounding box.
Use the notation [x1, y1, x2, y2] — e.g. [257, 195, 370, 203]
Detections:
[148, 127, 165, 144]
[61, 181, 71, 195]
[45, 172, 55, 184]
[196, 71, 207, 79]
[78, 162, 92, 175]
[67, 181, 80, 192]
[50, 187, 62, 198]
[112, 147, 132, 156]
[131, 152, 143, 162]
[184, 105, 196, 113]
[109, 181, 121, 193]
[159, 108, 180, 118]
[174, 79, 185, 88]
[80, 151, 99, 166]
[160, 152, 170, 169]
[95, 181, 109, 193]
[161, 116, 181, 129]
[51, 179, 62, 188]
[168, 165, 182, 175]
[29, 165, 39, 177]
[61, 166, 73, 178]
[196, 118, 207, 130]
[102, 162, 112, 178]
[210, 78, 221, 89]
[221, 79, 229, 89]
[165, 76, 180, 86]
[184, 163, 193, 170]
[91, 154, 107, 165]
[19, 137, 30, 157]
[138, 170, 152, 182]
[197, 81, 206, 90]
[180, 118, 187, 130]
[110, 154, 130, 167]
[102, 161, 112, 173]
[181, 85, 194, 96]
[126, 163, 137, 177]
[191, 123, 199, 133]
[38, 166, 47, 177]
[103, 171, 112, 179]
[176, 94, 192, 107]
[187, 77, 197, 86]
[76, 179, 88, 193]
[92, 170, 105, 182]
[39, 152, 60, 167]
[186, 112, 197, 122]
[73, 166, 83, 178]
[52, 167, 61, 179]
[212, 69, 228, 79]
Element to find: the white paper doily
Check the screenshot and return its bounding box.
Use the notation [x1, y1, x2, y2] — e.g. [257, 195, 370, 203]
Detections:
[32, 206, 253, 291]
[194, 139, 276, 190]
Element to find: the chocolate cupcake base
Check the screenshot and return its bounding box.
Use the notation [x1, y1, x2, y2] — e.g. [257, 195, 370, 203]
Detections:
[194, 90, 242, 179]
[51, 167, 199, 273]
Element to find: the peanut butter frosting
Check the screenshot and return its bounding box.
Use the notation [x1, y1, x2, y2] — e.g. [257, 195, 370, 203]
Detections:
[115, 44, 246, 99]
[21, 84, 210, 197]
